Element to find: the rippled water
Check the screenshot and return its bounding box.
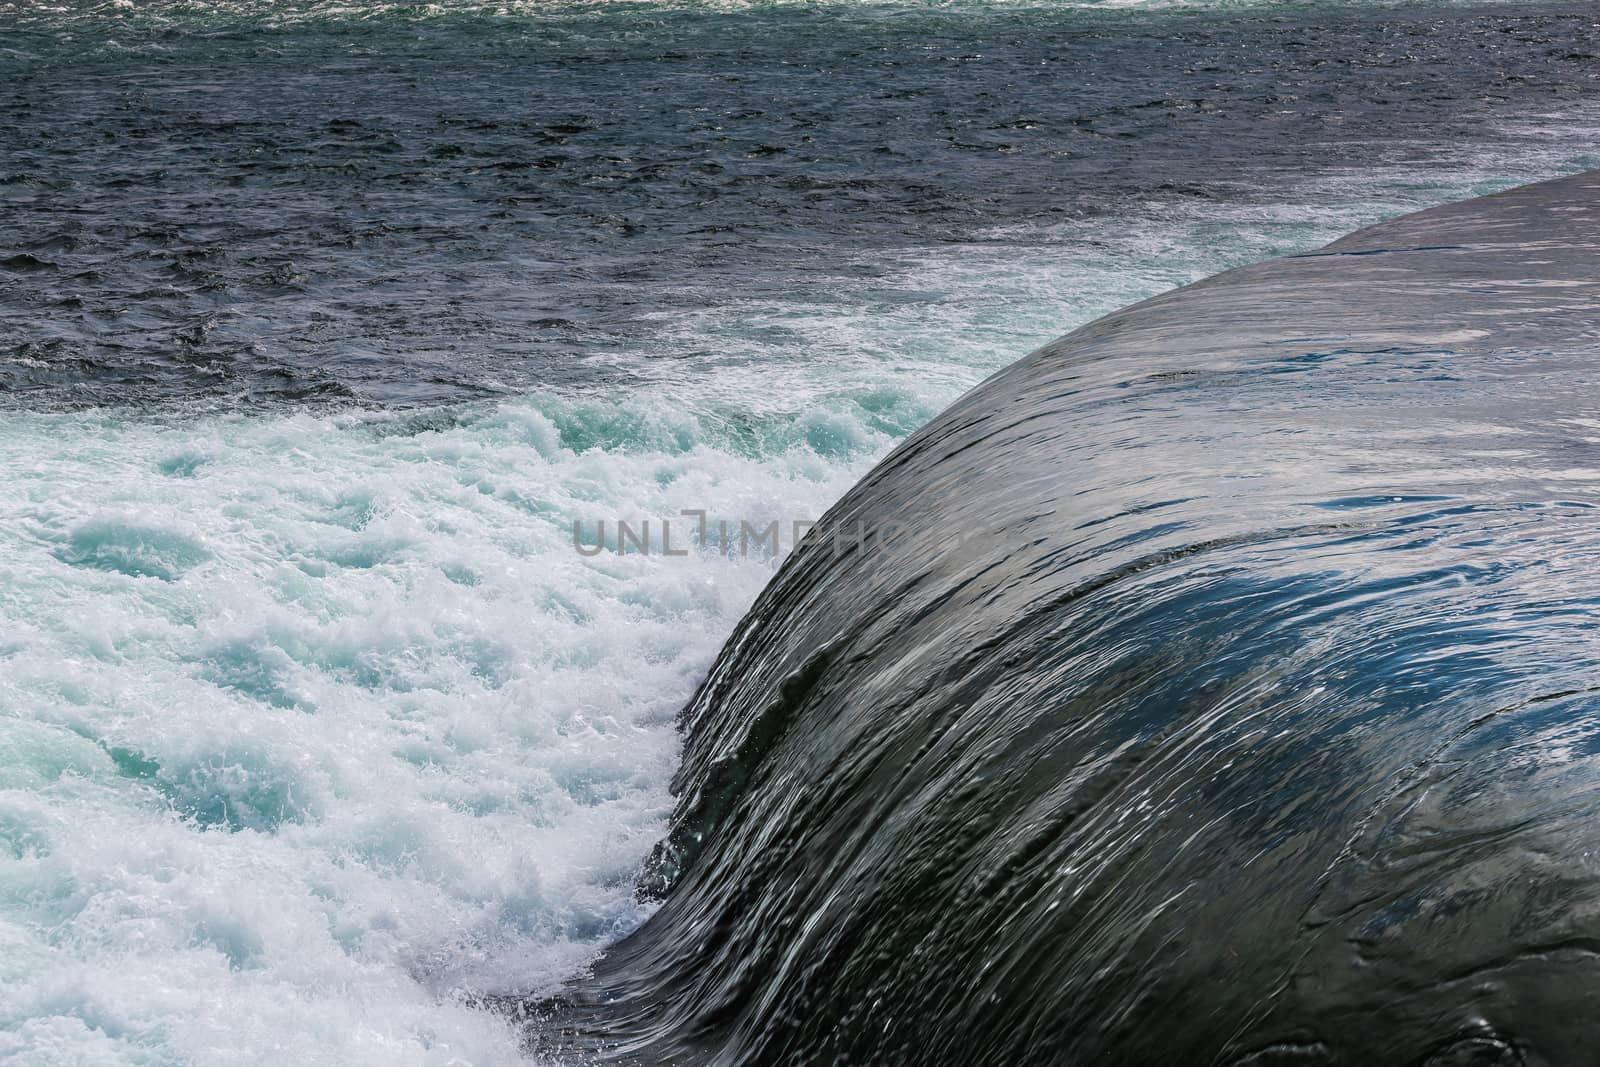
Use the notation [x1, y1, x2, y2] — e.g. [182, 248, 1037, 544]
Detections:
[1, 1, 1599, 1064]
[4, 0, 1599, 408]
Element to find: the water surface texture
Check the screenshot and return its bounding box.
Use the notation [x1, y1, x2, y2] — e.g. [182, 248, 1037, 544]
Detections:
[2, 0, 1599, 407]
[1, 0, 1599, 1064]
[560, 170, 1600, 1067]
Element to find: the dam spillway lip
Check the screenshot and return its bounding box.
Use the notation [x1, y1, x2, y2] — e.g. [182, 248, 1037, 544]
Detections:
[535, 168, 1600, 1066]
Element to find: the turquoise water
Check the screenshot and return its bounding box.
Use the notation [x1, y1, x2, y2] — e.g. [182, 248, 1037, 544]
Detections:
[1, 0, 1599, 1062]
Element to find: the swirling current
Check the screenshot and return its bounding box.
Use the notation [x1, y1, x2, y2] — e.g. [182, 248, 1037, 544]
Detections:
[547, 170, 1600, 1066]
[2, 0, 1600, 1064]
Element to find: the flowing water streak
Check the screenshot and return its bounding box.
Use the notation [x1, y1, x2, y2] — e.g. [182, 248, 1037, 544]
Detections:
[559, 169, 1600, 1067]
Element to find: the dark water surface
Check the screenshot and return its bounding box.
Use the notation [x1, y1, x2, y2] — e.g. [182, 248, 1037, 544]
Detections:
[2, 0, 1599, 407]
[555, 169, 1600, 1067]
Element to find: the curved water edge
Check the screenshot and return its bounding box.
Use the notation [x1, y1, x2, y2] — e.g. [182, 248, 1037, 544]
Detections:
[538, 170, 1600, 1064]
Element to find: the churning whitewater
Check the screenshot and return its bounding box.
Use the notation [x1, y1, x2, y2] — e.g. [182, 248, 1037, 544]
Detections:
[2, 0, 1600, 1064]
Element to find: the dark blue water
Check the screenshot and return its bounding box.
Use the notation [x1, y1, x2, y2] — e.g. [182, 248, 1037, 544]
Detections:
[3, 1, 1599, 407]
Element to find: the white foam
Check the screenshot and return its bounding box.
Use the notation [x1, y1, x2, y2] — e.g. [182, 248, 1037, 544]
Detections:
[0, 400, 877, 1065]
